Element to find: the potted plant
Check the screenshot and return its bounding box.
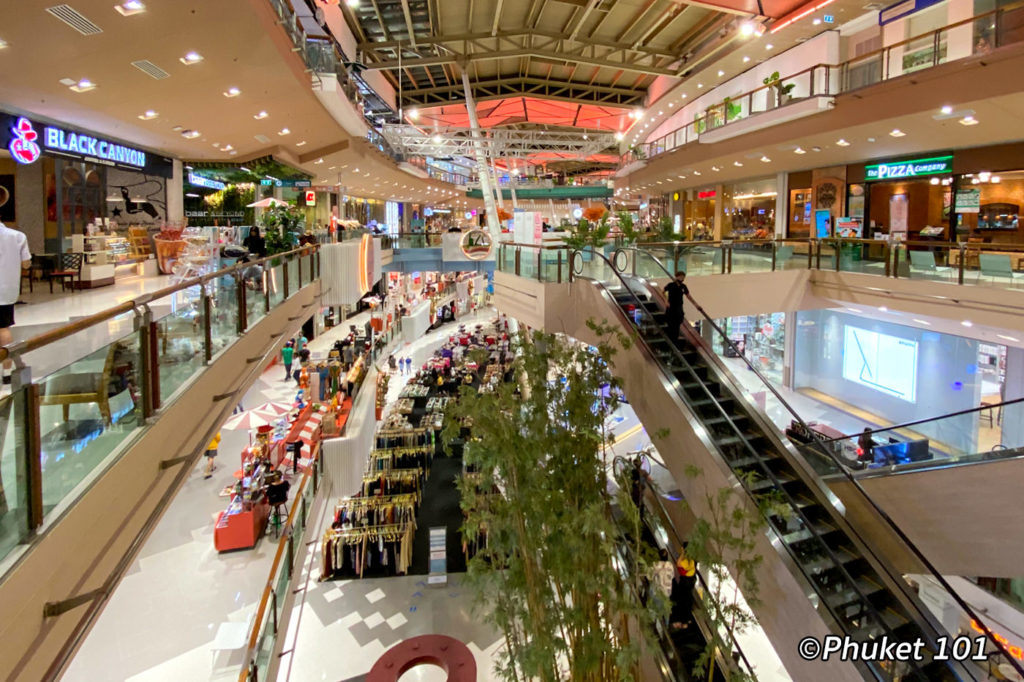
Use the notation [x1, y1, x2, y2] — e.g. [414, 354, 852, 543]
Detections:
[724, 96, 743, 122]
[617, 211, 640, 245]
[762, 71, 795, 108]
[260, 203, 305, 261]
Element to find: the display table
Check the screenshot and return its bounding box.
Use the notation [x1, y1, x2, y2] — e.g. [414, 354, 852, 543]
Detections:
[214, 494, 270, 551]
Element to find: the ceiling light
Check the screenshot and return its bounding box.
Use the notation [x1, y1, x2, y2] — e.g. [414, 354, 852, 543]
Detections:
[913, 319, 931, 326]
[582, 133, 588, 139]
[997, 334, 1020, 342]
[847, 308, 862, 313]
[432, 134, 442, 143]
[836, 138, 849, 146]
[711, 166, 721, 171]
[668, 102, 674, 108]
[680, 93, 687, 99]
[114, 0, 146, 16]
[878, 306, 887, 311]
[254, 111, 269, 120]
[239, 166, 251, 172]
[794, 147, 806, 154]
[962, 320, 973, 327]
[221, 144, 233, 151]
[760, 155, 771, 162]
[693, 170, 701, 175]
[70, 78, 97, 93]
[184, 165, 193, 170]
[185, 193, 200, 198]
[278, 128, 290, 135]
[739, 21, 757, 37]
[697, 83, 703, 89]
[960, 115, 979, 126]
[992, 176, 1001, 183]
[743, 56, 750, 63]
[733, 161, 743, 167]
[615, 132, 624, 140]
[346, 0, 360, 7]
[766, 43, 774, 50]
[889, 128, 905, 137]
[182, 130, 201, 139]
[138, 110, 158, 120]
[941, 105, 953, 115]
[930, 177, 940, 185]
[979, 171, 991, 181]
[314, 158, 324, 164]
[0, 39, 7, 50]
[408, 108, 419, 120]
[224, 87, 241, 98]
[717, 70, 725, 77]
[180, 51, 204, 65]
[812, 18, 821, 24]
[657, 110, 663, 116]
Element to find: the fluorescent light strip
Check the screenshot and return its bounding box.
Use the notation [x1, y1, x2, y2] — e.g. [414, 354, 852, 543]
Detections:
[770, 0, 835, 33]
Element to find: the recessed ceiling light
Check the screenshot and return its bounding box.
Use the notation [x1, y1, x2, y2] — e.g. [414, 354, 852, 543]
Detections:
[836, 138, 850, 146]
[114, 0, 146, 16]
[697, 83, 703, 89]
[766, 43, 774, 50]
[962, 320, 973, 327]
[812, 18, 821, 25]
[69, 78, 97, 93]
[224, 87, 241, 98]
[940, 105, 953, 115]
[717, 70, 725, 77]
[278, 128, 290, 135]
[739, 21, 757, 37]
[295, 140, 307, 147]
[138, 110, 158, 120]
[878, 306, 887, 311]
[180, 51, 203, 65]
[668, 102, 674, 108]
[733, 160, 743, 167]
[913, 319, 930, 326]
[743, 56, 750, 63]
[711, 165, 721, 171]
[346, 0, 360, 7]
[760, 155, 771, 162]
[794, 147, 806, 154]
[960, 115, 979, 126]
[185, 192, 201, 198]
[680, 93, 687, 99]
[182, 130, 201, 139]
[432, 134, 442, 143]
[930, 177, 940, 185]
[254, 111, 268, 120]
[314, 158, 324, 164]
[998, 334, 1020, 342]
[889, 128, 905, 137]
[867, 137, 876, 142]
[847, 307, 862, 313]
[221, 144, 233, 151]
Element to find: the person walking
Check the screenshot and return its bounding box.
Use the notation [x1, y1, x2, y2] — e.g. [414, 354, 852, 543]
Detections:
[388, 355, 397, 373]
[203, 431, 221, 479]
[0, 219, 31, 389]
[857, 427, 875, 466]
[281, 341, 295, 381]
[662, 270, 689, 345]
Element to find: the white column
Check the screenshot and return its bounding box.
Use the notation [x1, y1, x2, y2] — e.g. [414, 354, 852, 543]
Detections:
[461, 70, 501, 237]
[775, 172, 789, 239]
[167, 159, 184, 227]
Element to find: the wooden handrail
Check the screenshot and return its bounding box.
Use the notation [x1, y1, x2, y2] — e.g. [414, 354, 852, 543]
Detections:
[0, 244, 315, 363]
[239, 438, 322, 682]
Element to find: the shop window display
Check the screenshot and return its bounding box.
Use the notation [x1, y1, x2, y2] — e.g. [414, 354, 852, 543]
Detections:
[721, 178, 777, 240]
[712, 313, 785, 385]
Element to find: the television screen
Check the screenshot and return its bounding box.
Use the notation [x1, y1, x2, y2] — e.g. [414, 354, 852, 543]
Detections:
[842, 325, 918, 402]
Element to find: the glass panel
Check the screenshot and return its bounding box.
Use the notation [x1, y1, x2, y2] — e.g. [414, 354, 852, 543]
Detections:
[209, 273, 241, 358]
[153, 289, 205, 405]
[253, 599, 276, 675]
[286, 256, 299, 297]
[835, 239, 891, 276]
[730, 243, 774, 273]
[775, 240, 810, 270]
[244, 264, 267, 328]
[38, 331, 142, 516]
[962, 245, 1024, 291]
[540, 248, 565, 282]
[901, 245, 957, 283]
[0, 386, 30, 563]
[675, 244, 725, 276]
[268, 262, 285, 308]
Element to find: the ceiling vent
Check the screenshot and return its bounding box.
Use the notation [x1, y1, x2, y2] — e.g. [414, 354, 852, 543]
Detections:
[131, 60, 170, 80]
[254, 134, 271, 143]
[862, 2, 884, 9]
[46, 5, 102, 35]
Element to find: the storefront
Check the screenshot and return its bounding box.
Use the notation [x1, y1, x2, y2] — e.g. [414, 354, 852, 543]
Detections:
[684, 187, 716, 239]
[721, 176, 777, 240]
[1, 110, 175, 281]
[854, 154, 954, 240]
[712, 312, 786, 385]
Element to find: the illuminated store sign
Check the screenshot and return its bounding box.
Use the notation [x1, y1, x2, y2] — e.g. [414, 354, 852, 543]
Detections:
[865, 155, 952, 181]
[1, 112, 173, 177]
[188, 173, 226, 190]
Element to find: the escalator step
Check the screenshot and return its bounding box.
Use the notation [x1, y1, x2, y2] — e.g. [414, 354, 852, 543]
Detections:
[824, 578, 886, 610]
[801, 546, 859, 574]
[730, 453, 780, 469]
[746, 471, 796, 492]
[781, 520, 838, 546]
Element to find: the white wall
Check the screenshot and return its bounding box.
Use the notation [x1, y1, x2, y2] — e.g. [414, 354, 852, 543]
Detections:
[645, 31, 841, 144]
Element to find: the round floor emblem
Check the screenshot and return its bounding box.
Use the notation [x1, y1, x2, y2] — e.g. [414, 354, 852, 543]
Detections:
[460, 229, 493, 260]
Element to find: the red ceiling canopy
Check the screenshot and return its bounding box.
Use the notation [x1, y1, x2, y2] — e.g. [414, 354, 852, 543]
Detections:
[415, 97, 638, 133]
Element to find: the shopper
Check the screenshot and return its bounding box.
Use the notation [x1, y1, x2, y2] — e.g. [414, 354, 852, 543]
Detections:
[281, 341, 295, 381]
[857, 428, 875, 465]
[203, 432, 221, 479]
[388, 355, 397, 372]
[663, 270, 689, 345]
[670, 553, 697, 630]
[0, 220, 31, 388]
[296, 334, 308, 355]
[405, 357, 412, 374]
[242, 226, 267, 258]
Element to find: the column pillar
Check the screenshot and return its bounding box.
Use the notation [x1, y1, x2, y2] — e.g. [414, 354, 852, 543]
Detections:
[775, 172, 789, 239]
[461, 69, 501, 237]
[167, 159, 184, 227]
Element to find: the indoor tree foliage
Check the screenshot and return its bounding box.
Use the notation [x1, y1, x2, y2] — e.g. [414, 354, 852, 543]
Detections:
[617, 211, 640, 245]
[563, 217, 611, 251]
[447, 325, 664, 681]
[259, 203, 305, 255]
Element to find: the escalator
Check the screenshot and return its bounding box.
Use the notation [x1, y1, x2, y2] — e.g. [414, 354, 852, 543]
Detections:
[566, 250, 1024, 682]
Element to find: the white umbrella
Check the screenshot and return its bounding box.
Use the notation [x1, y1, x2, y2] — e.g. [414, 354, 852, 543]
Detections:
[251, 401, 292, 418]
[247, 197, 287, 208]
[223, 410, 272, 431]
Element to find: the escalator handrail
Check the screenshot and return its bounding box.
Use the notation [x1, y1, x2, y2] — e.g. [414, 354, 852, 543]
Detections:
[573, 252, 925, 682]
[622, 245, 1024, 679]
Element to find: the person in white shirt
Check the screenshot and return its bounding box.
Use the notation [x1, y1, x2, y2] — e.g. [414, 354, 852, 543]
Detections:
[0, 221, 32, 385]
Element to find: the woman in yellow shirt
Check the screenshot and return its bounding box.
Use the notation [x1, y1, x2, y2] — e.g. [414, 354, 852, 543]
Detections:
[204, 432, 221, 479]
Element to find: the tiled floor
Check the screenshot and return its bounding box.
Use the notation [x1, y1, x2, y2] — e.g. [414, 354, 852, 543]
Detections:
[64, 304, 499, 682]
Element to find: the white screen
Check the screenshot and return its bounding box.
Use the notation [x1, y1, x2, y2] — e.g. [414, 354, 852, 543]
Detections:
[842, 325, 918, 403]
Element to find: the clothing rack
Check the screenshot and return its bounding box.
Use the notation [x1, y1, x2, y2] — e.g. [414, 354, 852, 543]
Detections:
[368, 446, 433, 473]
[362, 470, 422, 497]
[321, 522, 416, 578]
[333, 493, 419, 529]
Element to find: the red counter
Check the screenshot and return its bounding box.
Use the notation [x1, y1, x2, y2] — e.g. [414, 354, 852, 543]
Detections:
[214, 496, 270, 552]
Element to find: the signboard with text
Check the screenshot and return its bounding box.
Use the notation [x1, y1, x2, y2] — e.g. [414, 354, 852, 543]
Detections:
[865, 155, 952, 181]
[955, 188, 981, 213]
[1, 112, 173, 177]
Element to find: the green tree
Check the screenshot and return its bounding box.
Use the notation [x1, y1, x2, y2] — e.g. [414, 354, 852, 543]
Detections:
[259, 203, 305, 255]
[448, 325, 663, 681]
[562, 217, 611, 252]
[617, 211, 640, 245]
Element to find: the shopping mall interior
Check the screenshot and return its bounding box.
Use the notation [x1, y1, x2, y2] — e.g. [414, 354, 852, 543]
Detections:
[3, 0, 1024, 680]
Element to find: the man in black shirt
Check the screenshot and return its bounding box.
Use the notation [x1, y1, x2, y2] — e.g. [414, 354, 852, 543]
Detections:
[663, 270, 689, 345]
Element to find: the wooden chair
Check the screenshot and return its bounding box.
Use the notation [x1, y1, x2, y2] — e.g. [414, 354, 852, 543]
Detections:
[40, 344, 117, 425]
[48, 253, 83, 293]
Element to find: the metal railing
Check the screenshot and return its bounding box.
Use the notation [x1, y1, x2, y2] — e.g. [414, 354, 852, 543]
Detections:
[0, 245, 321, 569]
[628, 4, 1024, 164]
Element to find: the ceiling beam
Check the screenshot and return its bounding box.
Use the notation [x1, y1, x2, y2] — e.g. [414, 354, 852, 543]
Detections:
[399, 76, 645, 107]
[615, 0, 662, 43]
[360, 29, 682, 63]
[400, 0, 419, 48]
[492, 0, 504, 36]
[364, 47, 678, 76]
